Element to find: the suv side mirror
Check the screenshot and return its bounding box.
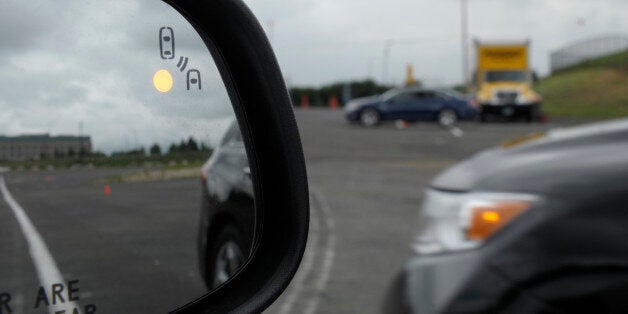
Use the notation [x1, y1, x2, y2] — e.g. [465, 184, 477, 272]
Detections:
[0, 0, 309, 313]
[154, 1, 310, 312]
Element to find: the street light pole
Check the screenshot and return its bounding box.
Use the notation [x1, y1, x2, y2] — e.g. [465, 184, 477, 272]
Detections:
[78, 121, 84, 162]
[382, 39, 394, 85]
[461, 0, 469, 89]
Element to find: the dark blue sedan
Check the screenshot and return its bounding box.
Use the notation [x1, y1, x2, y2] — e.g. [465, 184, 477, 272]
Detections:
[345, 87, 477, 127]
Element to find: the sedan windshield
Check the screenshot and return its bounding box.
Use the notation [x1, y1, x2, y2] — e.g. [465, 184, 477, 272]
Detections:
[436, 88, 465, 99]
[381, 89, 401, 101]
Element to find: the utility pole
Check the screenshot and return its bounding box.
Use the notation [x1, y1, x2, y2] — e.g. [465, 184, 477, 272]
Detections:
[461, 0, 469, 90]
[133, 130, 139, 151]
[367, 55, 374, 79]
[78, 121, 84, 162]
[382, 39, 394, 85]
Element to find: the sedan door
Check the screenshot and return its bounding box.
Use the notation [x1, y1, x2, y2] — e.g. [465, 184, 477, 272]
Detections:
[382, 91, 422, 120]
[411, 91, 444, 120]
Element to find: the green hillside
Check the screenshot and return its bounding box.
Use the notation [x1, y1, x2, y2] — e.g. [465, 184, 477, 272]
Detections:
[536, 50, 628, 117]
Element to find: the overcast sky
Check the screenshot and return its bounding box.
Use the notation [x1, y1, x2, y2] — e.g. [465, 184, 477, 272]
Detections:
[0, 1, 235, 153]
[244, 0, 628, 87]
[0, 1, 625, 153]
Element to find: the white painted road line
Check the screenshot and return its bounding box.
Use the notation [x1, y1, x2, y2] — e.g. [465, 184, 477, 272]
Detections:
[449, 126, 465, 138]
[277, 195, 320, 314]
[0, 176, 80, 314]
[304, 190, 336, 314]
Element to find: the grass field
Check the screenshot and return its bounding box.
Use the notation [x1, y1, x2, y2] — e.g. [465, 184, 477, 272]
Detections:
[536, 50, 628, 117]
[0, 151, 212, 171]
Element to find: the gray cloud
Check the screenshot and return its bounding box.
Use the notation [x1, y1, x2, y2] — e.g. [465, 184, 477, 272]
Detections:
[1, 0, 625, 155]
[244, 0, 628, 86]
[0, 0, 236, 154]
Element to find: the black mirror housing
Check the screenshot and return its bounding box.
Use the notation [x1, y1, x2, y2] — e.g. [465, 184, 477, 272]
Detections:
[165, 0, 309, 312]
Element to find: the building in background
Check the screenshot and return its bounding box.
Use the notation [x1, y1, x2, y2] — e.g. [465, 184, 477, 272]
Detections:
[0, 134, 92, 161]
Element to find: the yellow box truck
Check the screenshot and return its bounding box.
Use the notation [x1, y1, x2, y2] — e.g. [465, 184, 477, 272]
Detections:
[474, 40, 542, 122]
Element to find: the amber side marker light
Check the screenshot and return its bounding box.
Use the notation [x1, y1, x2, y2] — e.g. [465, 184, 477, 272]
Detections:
[467, 201, 531, 240]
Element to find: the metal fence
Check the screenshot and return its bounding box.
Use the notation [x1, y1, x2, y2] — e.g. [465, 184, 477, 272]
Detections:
[550, 34, 628, 72]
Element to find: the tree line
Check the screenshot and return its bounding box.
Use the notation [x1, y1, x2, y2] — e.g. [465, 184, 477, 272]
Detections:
[111, 136, 211, 157]
[289, 79, 391, 107]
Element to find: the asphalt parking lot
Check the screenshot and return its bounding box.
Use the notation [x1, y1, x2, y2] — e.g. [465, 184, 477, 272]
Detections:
[268, 108, 582, 314]
[0, 169, 207, 313]
[0, 108, 588, 313]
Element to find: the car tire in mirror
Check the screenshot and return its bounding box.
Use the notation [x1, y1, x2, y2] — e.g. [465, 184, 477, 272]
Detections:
[207, 225, 248, 290]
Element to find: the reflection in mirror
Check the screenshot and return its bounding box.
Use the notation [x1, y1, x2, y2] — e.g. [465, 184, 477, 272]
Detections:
[0, 1, 253, 312]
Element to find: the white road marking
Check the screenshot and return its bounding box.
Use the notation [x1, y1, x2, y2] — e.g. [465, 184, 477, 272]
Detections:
[449, 126, 465, 138]
[0, 176, 80, 314]
[303, 190, 336, 314]
[277, 195, 320, 314]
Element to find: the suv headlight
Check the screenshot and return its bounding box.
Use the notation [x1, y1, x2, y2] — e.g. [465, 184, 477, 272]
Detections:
[414, 189, 538, 255]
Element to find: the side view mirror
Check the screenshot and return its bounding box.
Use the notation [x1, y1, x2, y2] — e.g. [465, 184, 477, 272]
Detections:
[0, 0, 308, 313]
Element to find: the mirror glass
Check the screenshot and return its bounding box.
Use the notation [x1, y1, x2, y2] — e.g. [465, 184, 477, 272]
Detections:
[0, 1, 254, 312]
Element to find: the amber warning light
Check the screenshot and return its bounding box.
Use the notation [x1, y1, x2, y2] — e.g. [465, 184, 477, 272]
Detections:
[153, 69, 173, 93]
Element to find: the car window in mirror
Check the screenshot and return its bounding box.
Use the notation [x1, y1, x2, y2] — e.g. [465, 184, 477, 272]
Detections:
[0, 1, 254, 313]
[391, 92, 413, 103]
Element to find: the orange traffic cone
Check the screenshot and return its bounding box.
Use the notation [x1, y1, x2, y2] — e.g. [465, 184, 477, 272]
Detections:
[395, 120, 410, 129]
[104, 185, 112, 196]
[328, 95, 339, 110]
[301, 95, 310, 109]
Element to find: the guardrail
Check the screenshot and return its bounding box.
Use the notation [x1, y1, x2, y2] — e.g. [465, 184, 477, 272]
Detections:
[550, 34, 628, 72]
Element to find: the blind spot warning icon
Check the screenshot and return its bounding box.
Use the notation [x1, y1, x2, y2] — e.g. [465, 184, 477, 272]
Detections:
[176, 56, 189, 71]
[187, 70, 201, 90]
[159, 27, 175, 59]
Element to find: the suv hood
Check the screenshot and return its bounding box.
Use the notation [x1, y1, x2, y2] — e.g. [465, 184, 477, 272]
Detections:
[431, 118, 628, 195]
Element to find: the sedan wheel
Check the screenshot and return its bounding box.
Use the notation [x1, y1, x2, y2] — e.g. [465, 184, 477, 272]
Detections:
[438, 109, 458, 127]
[360, 109, 381, 127]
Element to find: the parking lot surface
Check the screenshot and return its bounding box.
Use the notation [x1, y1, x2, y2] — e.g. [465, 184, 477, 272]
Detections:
[268, 108, 579, 314]
[0, 108, 585, 313]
